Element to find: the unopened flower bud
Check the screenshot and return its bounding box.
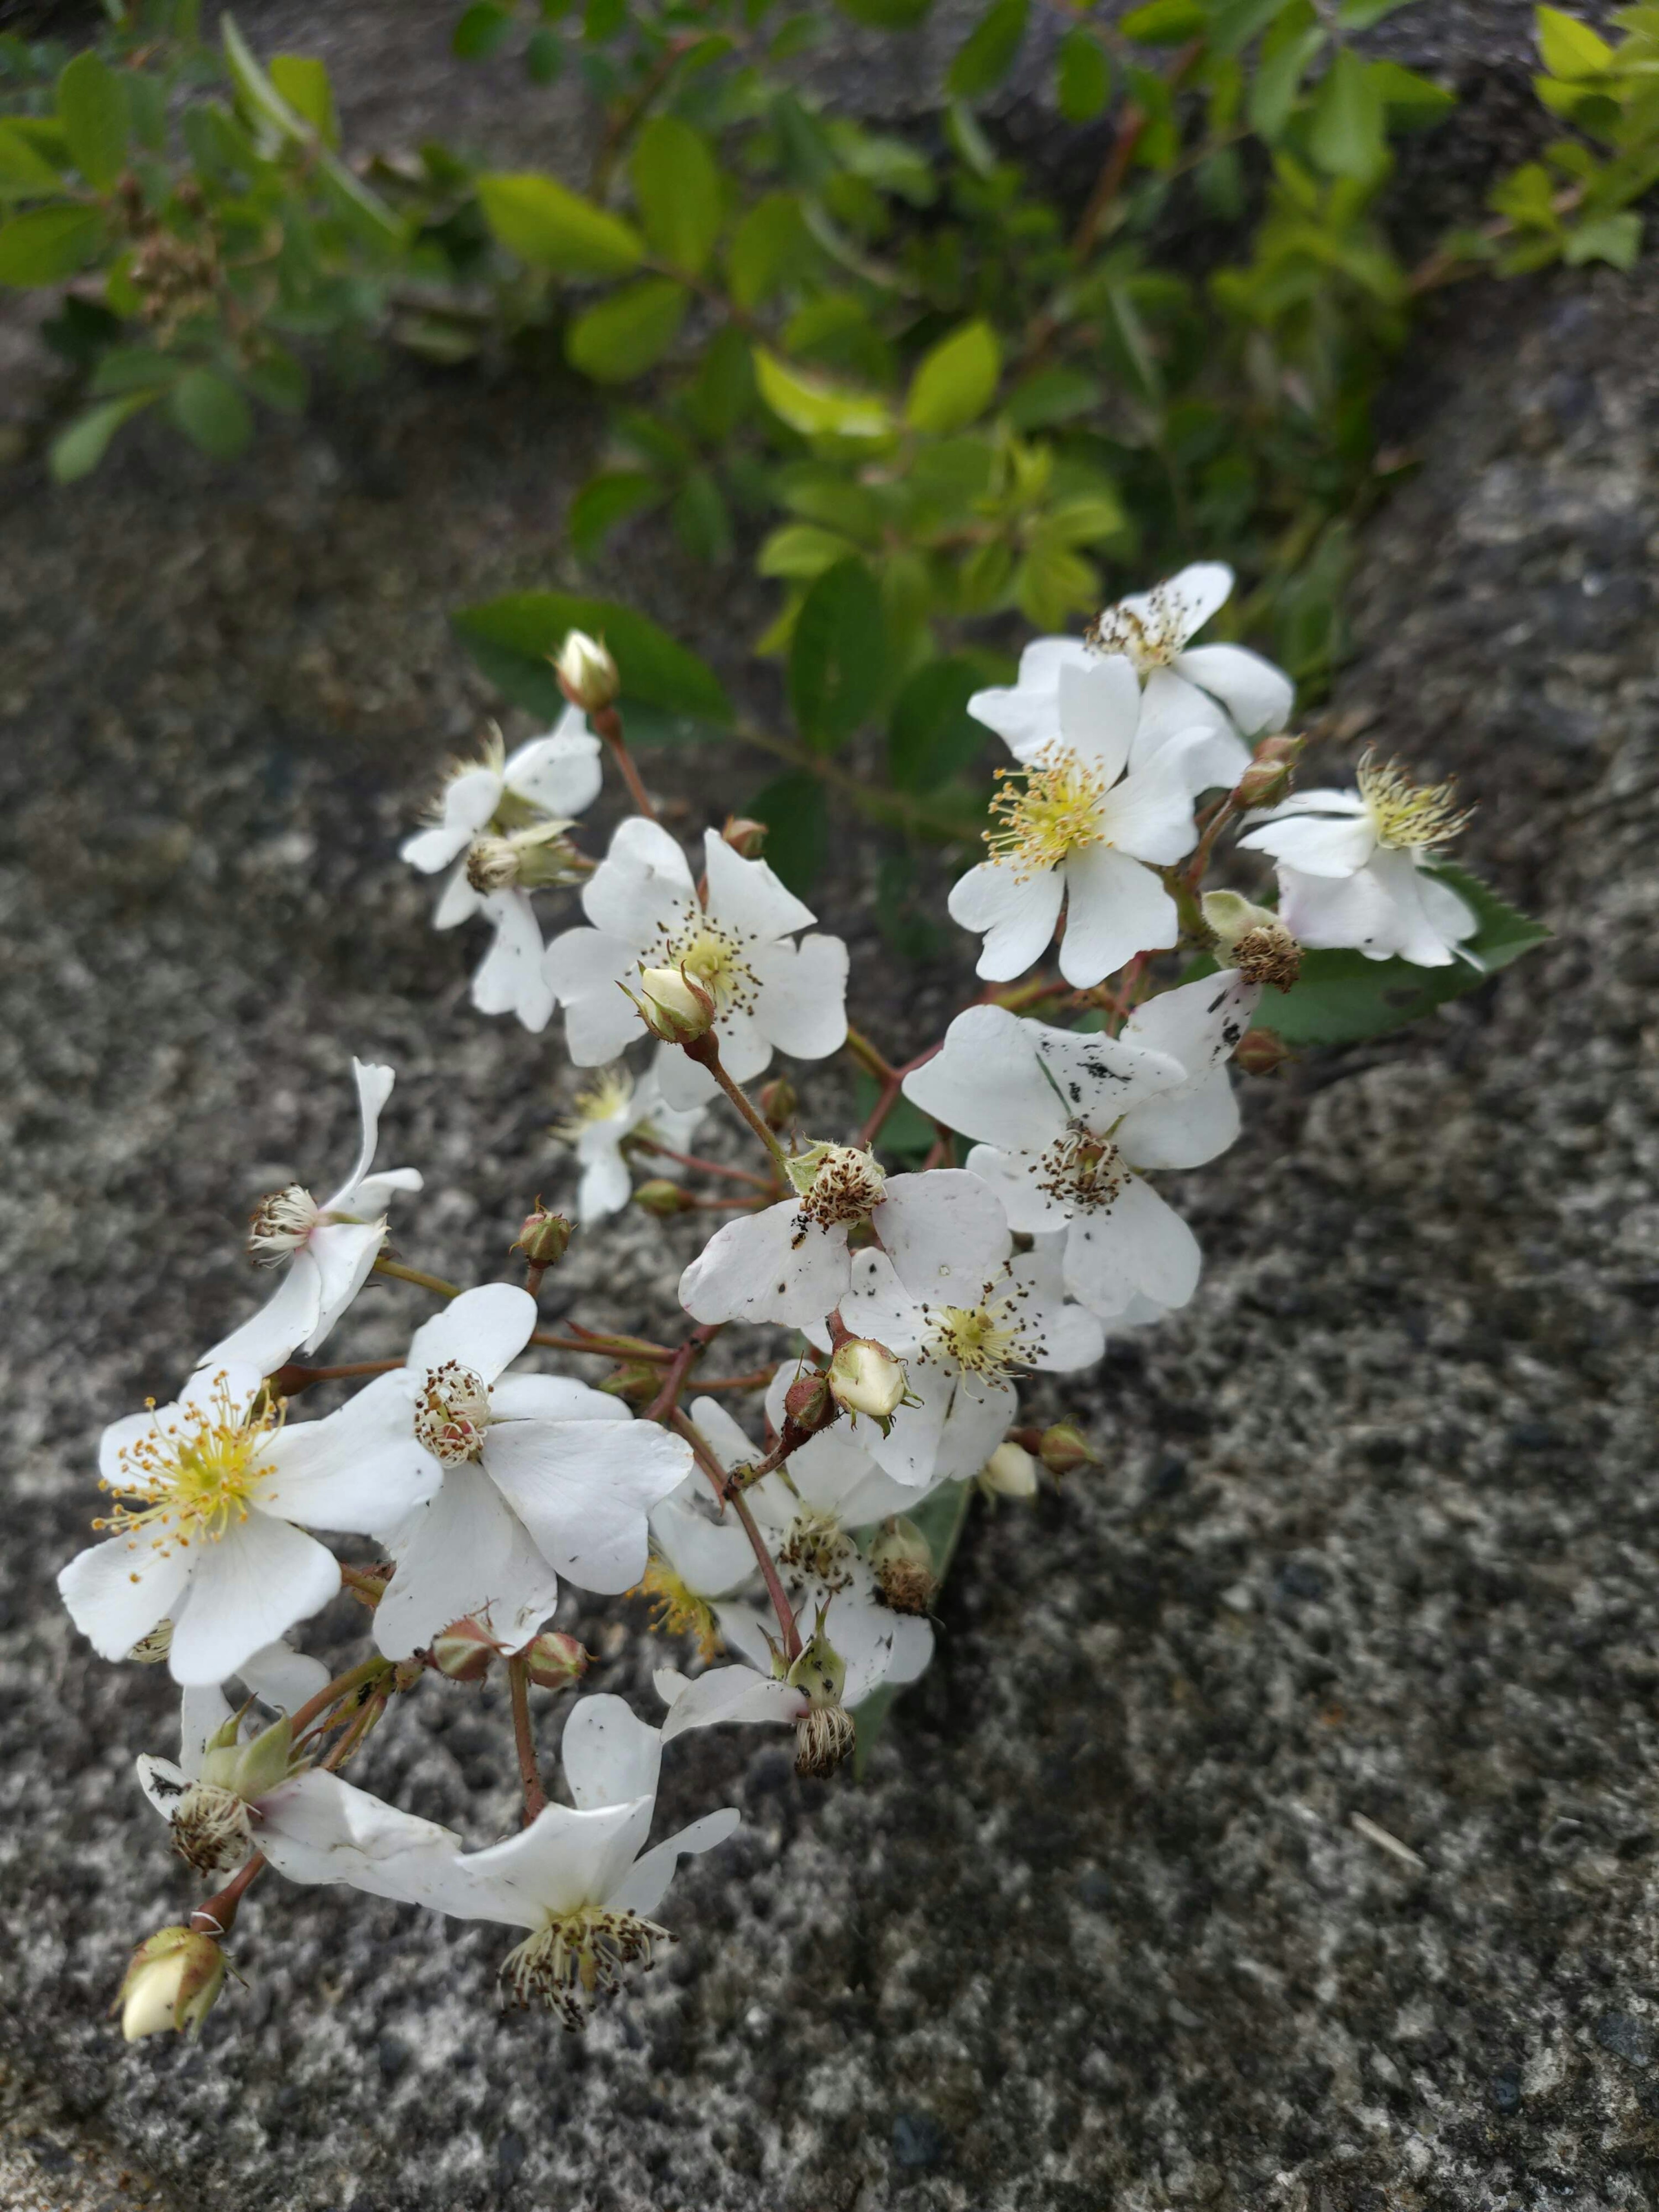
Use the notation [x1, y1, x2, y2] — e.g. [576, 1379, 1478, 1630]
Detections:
[827, 1338, 906, 1424]
[1230, 732, 1303, 810]
[553, 629, 620, 712]
[1201, 890, 1301, 990]
[632, 1177, 693, 1217]
[782, 1367, 835, 1435]
[431, 1616, 501, 1682]
[601, 1362, 664, 1405]
[118, 1926, 226, 2042]
[869, 1517, 936, 1615]
[521, 1630, 590, 1691]
[513, 1201, 573, 1270]
[1037, 1423, 1100, 1478]
[721, 815, 768, 860]
[759, 1076, 798, 1132]
[1233, 1026, 1293, 1077]
[635, 965, 715, 1046]
[980, 1440, 1039, 1499]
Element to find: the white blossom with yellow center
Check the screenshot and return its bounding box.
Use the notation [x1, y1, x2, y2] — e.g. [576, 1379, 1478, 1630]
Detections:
[552, 1048, 708, 1224]
[903, 973, 1261, 1328]
[543, 819, 849, 1112]
[58, 1363, 426, 1687]
[949, 655, 1209, 990]
[1238, 750, 1479, 968]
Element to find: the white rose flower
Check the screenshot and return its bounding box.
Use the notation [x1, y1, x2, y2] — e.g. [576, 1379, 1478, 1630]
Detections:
[198, 1058, 422, 1379]
[901, 974, 1259, 1323]
[553, 1048, 709, 1224]
[949, 655, 1208, 988]
[1238, 753, 1479, 968]
[543, 819, 848, 1109]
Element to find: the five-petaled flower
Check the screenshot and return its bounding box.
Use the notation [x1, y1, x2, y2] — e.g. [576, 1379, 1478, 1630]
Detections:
[553, 1049, 709, 1224]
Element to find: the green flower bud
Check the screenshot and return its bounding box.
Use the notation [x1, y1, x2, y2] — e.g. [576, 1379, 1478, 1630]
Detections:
[118, 1926, 226, 2042]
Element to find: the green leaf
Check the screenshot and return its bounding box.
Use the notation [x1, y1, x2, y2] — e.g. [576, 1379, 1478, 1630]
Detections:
[1005, 365, 1103, 430]
[1249, 23, 1325, 139]
[1536, 5, 1614, 78]
[834, 0, 934, 24]
[747, 770, 828, 891]
[905, 318, 1000, 434]
[788, 556, 887, 750]
[566, 276, 688, 382]
[1307, 48, 1389, 180]
[57, 52, 127, 191]
[526, 27, 565, 80]
[671, 470, 733, 565]
[243, 345, 310, 413]
[757, 522, 863, 578]
[1564, 209, 1642, 267]
[852, 1068, 938, 1160]
[1209, 0, 1296, 57]
[887, 658, 988, 791]
[0, 120, 67, 196]
[754, 349, 893, 440]
[947, 0, 1029, 100]
[685, 324, 756, 441]
[1249, 866, 1549, 1047]
[1056, 27, 1112, 121]
[453, 1, 517, 57]
[49, 392, 153, 483]
[452, 591, 731, 733]
[0, 203, 104, 285]
[475, 171, 645, 276]
[89, 345, 180, 395]
[630, 115, 722, 277]
[269, 55, 339, 148]
[1120, 0, 1207, 41]
[168, 368, 254, 459]
[568, 468, 663, 554]
[1335, 0, 1413, 24]
[1367, 59, 1457, 125]
[851, 1480, 973, 1778]
[728, 192, 809, 309]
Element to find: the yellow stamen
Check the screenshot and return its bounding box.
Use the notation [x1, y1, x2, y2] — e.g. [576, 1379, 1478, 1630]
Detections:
[1356, 750, 1471, 854]
[554, 1068, 635, 1144]
[95, 1373, 281, 1555]
[631, 1557, 721, 1660]
[984, 750, 1110, 880]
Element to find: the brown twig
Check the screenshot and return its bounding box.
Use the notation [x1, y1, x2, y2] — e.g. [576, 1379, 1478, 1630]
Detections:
[190, 1853, 266, 1937]
[507, 1655, 547, 1826]
[672, 1411, 802, 1661]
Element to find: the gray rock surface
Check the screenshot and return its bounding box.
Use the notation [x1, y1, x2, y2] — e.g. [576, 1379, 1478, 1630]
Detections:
[4, 10, 1659, 2211]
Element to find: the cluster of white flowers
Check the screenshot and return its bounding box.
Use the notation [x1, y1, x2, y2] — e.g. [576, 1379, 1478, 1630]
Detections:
[72, 583, 1488, 2044]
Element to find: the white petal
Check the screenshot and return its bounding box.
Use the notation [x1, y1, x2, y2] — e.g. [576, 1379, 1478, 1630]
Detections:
[196, 1254, 325, 1379]
[1061, 1175, 1201, 1319]
[877, 1170, 1011, 1307]
[444, 766, 506, 834]
[577, 1144, 632, 1224]
[559, 1692, 663, 1811]
[1055, 847, 1180, 989]
[1121, 969, 1260, 1077]
[374, 1465, 559, 1661]
[503, 717, 603, 816]
[432, 858, 483, 929]
[901, 1004, 1068, 1150]
[649, 1490, 758, 1599]
[401, 820, 474, 876]
[1010, 1245, 1104, 1372]
[238, 1641, 333, 1712]
[1097, 740, 1202, 866]
[547, 930, 644, 1064]
[463, 1796, 655, 1920]
[837, 1249, 923, 1353]
[650, 1047, 720, 1112]
[1108, 562, 1233, 653]
[658, 1665, 807, 1742]
[489, 1374, 628, 1424]
[1130, 668, 1239, 780]
[967, 635, 1091, 752]
[682, 1397, 760, 1475]
[255, 1371, 434, 1536]
[963, 1143, 1066, 1233]
[1056, 655, 1139, 782]
[1418, 868, 1480, 952]
[257, 1769, 477, 1914]
[167, 1512, 343, 1687]
[59, 1535, 191, 1664]
[407, 1283, 537, 1386]
[749, 933, 850, 1060]
[702, 825, 817, 940]
[138, 1753, 190, 1822]
[351, 1166, 423, 1215]
[608, 1808, 742, 1917]
[1360, 846, 1470, 965]
[947, 862, 1064, 982]
[711, 1004, 772, 1089]
[582, 816, 696, 941]
[678, 1204, 850, 1333]
[1275, 859, 1402, 956]
[299, 1221, 386, 1355]
[1174, 642, 1294, 737]
[483, 1419, 693, 1593]
[1238, 807, 1376, 878]
[471, 891, 553, 1032]
[1118, 1064, 1240, 1171]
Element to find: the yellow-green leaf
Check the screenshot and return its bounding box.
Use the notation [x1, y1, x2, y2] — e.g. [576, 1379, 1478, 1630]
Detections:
[269, 55, 339, 148]
[57, 52, 127, 191]
[630, 115, 722, 277]
[0, 203, 103, 285]
[905, 318, 1000, 435]
[1536, 5, 1615, 79]
[754, 349, 893, 439]
[565, 277, 689, 381]
[476, 171, 645, 277]
[0, 121, 67, 197]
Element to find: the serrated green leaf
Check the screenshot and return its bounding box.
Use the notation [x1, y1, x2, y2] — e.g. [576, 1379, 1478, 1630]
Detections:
[1249, 865, 1548, 1046]
[269, 55, 339, 148]
[0, 120, 67, 196]
[905, 317, 1000, 434]
[747, 769, 828, 891]
[57, 52, 127, 191]
[566, 276, 688, 381]
[168, 368, 253, 459]
[887, 657, 988, 791]
[50, 392, 153, 483]
[947, 0, 1029, 100]
[754, 348, 893, 440]
[630, 115, 723, 277]
[1536, 5, 1615, 79]
[0, 203, 104, 285]
[476, 170, 645, 276]
[728, 192, 809, 310]
[788, 556, 887, 749]
[452, 591, 731, 733]
[568, 468, 663, 554]
[1307, 48, 1389, 180]
[1057, 27, 1112, 121]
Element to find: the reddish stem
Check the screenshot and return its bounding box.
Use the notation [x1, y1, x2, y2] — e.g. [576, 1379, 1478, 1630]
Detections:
[644, 1323, 721, 1423]
[634, 1139, 775, 1190]
[269, 1358, 401, 1397]
[672, 1411, 802, 1661]
[190, 1853, 265, 1937]
[507, 1655, 547, 1826]
[592, 704, 658, 823]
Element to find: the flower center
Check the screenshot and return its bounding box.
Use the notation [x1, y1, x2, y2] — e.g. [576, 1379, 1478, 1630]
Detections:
[1085, 602, 1177, 675]
[777, 1508, 855, 1592]
[788, 1145, 887, 1238]
[631, 1556, 721, 1660]
[556, 1068, 635, 1144]
[984, 750, 1111, 880]
[414, 1362, 492, 1464]
[95, 1373, 280, 1554]
[171, 1782, 255, 1879]
[1356, 750, 1471, 854]
[922, 1297, 1038, 1382]
[1033, 1128, 1128, 1214]
[646, 920, 756, 1017]
[501, 1906, 672, 2029]
[248, 1184, 321, 1263]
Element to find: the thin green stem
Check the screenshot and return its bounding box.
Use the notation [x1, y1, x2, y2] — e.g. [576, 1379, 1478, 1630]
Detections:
[373, 1256, 461, 1300]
